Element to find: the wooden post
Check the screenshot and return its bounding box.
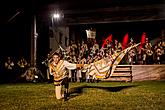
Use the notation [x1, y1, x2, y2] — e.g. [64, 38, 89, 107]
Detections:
[31, 15, 37, 67]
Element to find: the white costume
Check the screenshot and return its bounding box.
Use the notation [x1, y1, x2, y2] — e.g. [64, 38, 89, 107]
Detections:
[49, 60, 76, 99]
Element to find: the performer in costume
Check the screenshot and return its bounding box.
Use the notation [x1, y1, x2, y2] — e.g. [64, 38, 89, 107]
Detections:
[142, 37, 153, 64]
[127, 38, 137, 65]
[153, 41, 164, 64]
[42, 53, 54, 83]
[49, 52, 83, 100]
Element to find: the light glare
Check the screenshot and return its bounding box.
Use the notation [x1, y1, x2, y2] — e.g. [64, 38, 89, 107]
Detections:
[53, 13, 60, 18]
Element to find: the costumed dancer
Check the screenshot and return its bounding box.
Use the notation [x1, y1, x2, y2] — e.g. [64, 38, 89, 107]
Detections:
[49, 52, 83, 101]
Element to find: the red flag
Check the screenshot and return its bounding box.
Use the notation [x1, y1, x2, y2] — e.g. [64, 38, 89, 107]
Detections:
[122, 33, 129, 50]
[140, 32, 146, 48]
[107, 34, 112, 42]
[102, 34, 113, 48]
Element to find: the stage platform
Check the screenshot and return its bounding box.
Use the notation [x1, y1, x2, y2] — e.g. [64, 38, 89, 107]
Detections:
[132, 65, 165, 82]
[102, 65, 165, 82]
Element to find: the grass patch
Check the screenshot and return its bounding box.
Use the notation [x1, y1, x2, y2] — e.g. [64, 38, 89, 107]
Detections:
[0, 81, 164, 110]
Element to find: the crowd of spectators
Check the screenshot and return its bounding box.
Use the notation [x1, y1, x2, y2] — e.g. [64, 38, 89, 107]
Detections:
[0, 36, 164, 83]
[46, 37, 165, 83]
[62, 38, 165, 65]
[0, 56, 44, 83]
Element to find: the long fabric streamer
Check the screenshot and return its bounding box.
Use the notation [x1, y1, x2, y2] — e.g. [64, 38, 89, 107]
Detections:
[83, 43, 140, 79]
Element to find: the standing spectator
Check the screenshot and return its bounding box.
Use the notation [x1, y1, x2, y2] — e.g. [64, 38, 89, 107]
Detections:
[142, 37, 153, 64]
[80, 40, 88, 57]
[81, 56, 87, 82]
[42, 53, 54, 83]
[137, 46, 143, 64]
[162, 41, 165, 64]
[153, 41, 164, 64]
[76, 55, 82, 82]
[114, 39, 122, 53]
[17, 57, 28, 76]
[4, 57, 15, 82]
[127, 39, 137, 65]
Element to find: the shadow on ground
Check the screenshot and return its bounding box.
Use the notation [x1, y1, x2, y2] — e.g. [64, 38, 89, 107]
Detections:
[68, 84, 138, 100]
